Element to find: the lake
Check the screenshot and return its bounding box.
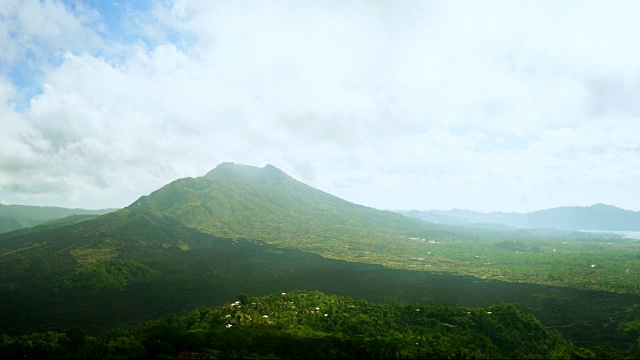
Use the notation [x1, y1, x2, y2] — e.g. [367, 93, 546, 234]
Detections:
[579, 230, 640, 240]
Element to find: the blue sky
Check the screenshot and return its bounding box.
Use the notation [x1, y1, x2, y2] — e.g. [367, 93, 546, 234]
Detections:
[5, 0, 156, 105]
[73, 1, 153, 32]
[1, 0, 639, 212]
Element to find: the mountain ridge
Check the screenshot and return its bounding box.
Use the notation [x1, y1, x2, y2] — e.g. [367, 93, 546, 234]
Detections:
[400, 203, 640, 231]
[0, 204, 115, 234]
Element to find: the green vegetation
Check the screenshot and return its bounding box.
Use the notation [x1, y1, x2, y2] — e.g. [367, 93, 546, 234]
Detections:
[356, 234, 640, 295]
[618, 305, 640, 355]
[0, 291, 601, 359]
[3, 163, 638, 295]
[125, 163, 640, 295]
[60, 260, 160, 292]
[0, 204, 114, 234]
[70, 241, 120, 268]
[1, 163, 639, 354]
[1, 229, 637, 351]
[133, 163, 454, 252]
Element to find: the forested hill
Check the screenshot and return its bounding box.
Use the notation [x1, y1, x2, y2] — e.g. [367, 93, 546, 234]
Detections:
[126, 162, 463, 259]
[401, 203, 640, 231]
[0, 204, 115, 234]
[0, 291, 591, 359]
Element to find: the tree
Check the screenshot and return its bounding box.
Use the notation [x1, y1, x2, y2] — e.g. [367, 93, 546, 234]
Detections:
[237, 293, 250, 305]
[63, 325, 88, 353]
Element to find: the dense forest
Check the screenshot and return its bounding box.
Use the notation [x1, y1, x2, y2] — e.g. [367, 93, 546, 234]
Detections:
[1, 290, 621, 359]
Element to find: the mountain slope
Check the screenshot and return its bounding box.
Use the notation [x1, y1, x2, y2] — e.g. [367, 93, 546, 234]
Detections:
[0, 162, 465, 333]
[0, 162, 462, 294]
[401, 203, 640, 231]
[128, 162, 460, 260]
[0, 204, 115, 234]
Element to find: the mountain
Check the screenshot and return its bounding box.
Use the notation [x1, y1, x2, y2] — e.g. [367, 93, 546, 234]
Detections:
[127, 162, 466, 259]
[0, 204, 115, 234]
[1, 163, 638, 351]
[400, 203, 640, 231]
[0, 162, 464, 334]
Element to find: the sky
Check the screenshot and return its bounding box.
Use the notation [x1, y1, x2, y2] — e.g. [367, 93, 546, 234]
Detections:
[1, 0, 639, 213]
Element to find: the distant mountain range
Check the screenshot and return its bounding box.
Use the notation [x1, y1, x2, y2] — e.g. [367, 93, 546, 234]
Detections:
[399, 203, 640, 231]
[0, 204, 115, 234]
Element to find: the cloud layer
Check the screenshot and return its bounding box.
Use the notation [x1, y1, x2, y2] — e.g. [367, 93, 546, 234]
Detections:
[1, 0, 639, 212]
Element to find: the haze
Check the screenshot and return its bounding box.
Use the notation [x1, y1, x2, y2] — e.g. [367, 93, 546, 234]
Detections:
[1, 0, 639, 212]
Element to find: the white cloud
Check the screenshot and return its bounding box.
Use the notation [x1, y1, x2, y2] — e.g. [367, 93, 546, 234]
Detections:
[0, 0, 103, 66]
[0, 0, 639, 212]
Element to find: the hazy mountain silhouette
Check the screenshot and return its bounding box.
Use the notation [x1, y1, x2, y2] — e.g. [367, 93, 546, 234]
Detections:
[400, 203, 640, 231]
[0, 204, 115, 234]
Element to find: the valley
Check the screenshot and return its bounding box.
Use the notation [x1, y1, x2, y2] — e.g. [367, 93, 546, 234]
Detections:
[1, 163, 639, 358]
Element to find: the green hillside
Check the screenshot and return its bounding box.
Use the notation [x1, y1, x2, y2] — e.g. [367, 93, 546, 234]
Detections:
[129, 162, 462, 264]
[2, 163, 639, 301]
[0, 204, 114, 234]
[2, 162, 640, 353]
[134, 162, 442, 240]
[0, 291, 588, 359]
